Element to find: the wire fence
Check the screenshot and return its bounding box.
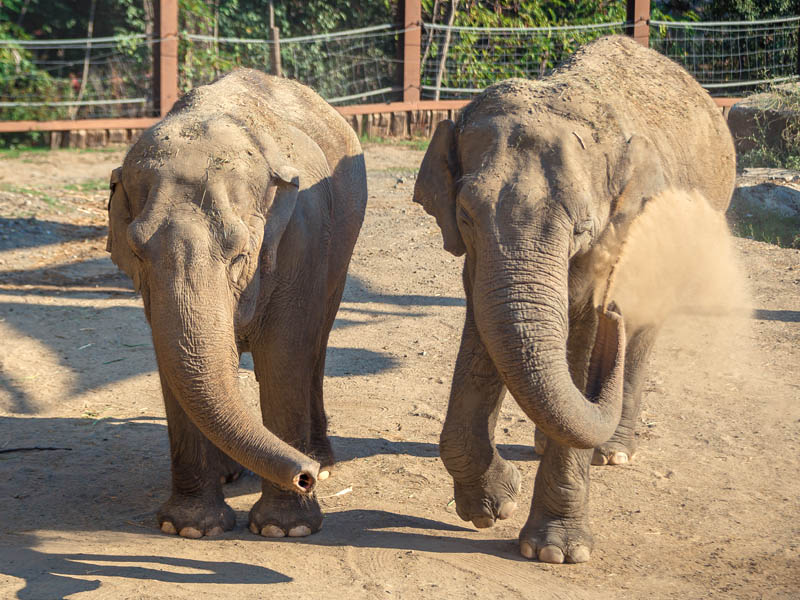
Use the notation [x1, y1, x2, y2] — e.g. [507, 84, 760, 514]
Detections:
[420, 21, 625, 100]
[182, 24, 403, 105]
[0, 34, 157, 121]
[0, 16, 798, 123]
[649, 16, 800, 94]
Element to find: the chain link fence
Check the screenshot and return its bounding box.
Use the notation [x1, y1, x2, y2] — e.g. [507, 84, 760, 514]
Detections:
[1, 16, 798, 123]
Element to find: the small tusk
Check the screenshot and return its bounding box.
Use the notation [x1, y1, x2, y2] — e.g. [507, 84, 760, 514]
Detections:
[318, 470, 330, 481]
[572, 131, 586, 149]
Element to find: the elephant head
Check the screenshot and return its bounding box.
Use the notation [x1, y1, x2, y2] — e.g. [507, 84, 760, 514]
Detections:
[413, 103, 669, 449]
[107, 116, 319, 493]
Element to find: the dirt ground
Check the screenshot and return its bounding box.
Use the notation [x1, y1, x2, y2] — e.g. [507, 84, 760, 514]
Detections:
[0, 143, 798, 599]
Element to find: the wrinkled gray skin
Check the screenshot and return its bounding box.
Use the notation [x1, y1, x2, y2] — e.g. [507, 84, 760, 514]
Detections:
[107, 70, 366, 538]
[413, 36, 735, 563]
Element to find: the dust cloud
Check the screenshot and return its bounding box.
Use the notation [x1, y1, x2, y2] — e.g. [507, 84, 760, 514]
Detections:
[594, 189, 751, 331]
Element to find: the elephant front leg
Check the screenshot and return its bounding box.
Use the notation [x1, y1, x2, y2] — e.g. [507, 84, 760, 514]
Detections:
[593, 326, 659, 466]
[157, 373, 236, 538]
[520, 442, 594, 563]
[249, 315, 325, 538]
[441, 298, 521, 529]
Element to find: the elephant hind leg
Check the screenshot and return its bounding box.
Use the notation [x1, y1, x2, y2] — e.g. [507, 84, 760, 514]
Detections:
[592, 325, 659, 466]
[218, 451, 247, 484]
[157, 372, 236, 538]
[308, 277, 349, 477]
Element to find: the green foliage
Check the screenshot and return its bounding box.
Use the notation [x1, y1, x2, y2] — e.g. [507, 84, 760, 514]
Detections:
[738, 85, 800, 172]
[728, 203, 800, 249]
[0, 21, 70, 147]
[420, 1, 655, 93]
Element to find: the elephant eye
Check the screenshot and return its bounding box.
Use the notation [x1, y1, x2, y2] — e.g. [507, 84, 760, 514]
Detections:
[457, 206, 474, 228]
[229, 253, 247, 282]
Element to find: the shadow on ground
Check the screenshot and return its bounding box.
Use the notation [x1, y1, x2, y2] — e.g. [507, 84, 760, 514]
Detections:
[0, 416, 530, 598]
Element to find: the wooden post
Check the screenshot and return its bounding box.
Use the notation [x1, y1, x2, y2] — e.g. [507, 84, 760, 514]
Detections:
[626, 0, 650, 48]
[403, 0, 421, 103]
[154, 0, 179, 117]
[269, 1, 282, 76]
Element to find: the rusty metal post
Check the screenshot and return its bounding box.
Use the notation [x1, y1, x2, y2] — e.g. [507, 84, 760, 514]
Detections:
[154, 0, 179, 116]
[403, 0, 421, 103]
[626, 0, 650, 48]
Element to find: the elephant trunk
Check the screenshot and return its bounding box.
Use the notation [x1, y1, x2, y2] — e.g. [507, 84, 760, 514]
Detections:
[147, 270, 319, 493]
[473, 227, 626, 449]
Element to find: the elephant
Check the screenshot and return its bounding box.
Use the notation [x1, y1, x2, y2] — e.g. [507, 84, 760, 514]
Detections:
[412, 35, 735, 563]
[106, 69, 367, 538]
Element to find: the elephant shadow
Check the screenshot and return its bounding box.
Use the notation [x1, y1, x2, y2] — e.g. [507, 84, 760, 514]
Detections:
[0, 415, 532, 597]
[0, 415, 292, 598]
[0, 547, 290, 599]
[328, 435, 538, 464]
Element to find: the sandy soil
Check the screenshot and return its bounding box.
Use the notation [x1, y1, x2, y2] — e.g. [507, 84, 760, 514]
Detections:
[0, 143, 798, 599]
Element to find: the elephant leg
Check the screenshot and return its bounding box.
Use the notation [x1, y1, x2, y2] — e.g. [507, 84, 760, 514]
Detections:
[520, 442, 594, 563]
[157, 372, 236, 538]
[309, 278, 349, 478]
[593, 325, 659, 466]
[520, 301, 603, 562]
[440, 282, 521, 528]
[248, 301, 326, 538]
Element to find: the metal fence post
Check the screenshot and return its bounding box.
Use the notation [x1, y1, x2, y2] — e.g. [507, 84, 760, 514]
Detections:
[403, 0, 421, 103]
[626, 0, 650, 47]
[154, 0, 179, 117]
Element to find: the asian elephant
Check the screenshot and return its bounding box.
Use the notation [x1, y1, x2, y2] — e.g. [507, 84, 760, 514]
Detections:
[107, 69, 366, 538]
[412, 36, 735, 563]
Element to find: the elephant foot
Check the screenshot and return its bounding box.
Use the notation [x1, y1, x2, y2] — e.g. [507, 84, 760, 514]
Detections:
[248, 483, 323, 538]
[519, 515, 594, 564]
[453, 456, 521, 529]
[158, 493, 236, 538]
[592, 437, 637, 466]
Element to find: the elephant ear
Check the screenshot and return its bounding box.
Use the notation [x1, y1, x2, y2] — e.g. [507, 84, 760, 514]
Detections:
[106, 166, 142, 290]
[260, 165, 300, 273]
[413, 119, 465, 256]
[609, 134, 666, 219]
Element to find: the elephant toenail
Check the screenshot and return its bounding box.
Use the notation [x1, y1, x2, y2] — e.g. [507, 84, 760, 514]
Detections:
[160, 521, 177, 535]
[538, 545, 565, 564]
[472, 516, 495, 529]
[206, 526, 224, 537]
[249, 522, 259, 535]
[179, 527, 203, 539]
[591, 451, 609, 466]
[568, 546, 591, 563]
[520, 541, 535, 559]
[498, 501, 517, 520]
[260, 525, 285, 538]
[610, 452, 629, 465]
[288, 525, 312, 537]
